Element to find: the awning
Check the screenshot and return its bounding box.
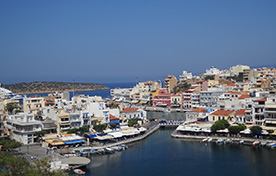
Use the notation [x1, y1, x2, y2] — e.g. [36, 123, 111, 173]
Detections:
[95, 135, 114, 140]
[266, 121, 276, 124]
[87, 134, 97, 139]
[46, 139, 65, 146]
[139, 100, 148, 104]
[64, 139, 86, 144]
[108, 132, 124, 138]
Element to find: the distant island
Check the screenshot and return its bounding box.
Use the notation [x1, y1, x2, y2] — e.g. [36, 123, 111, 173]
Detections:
[2, 81, 109, 95]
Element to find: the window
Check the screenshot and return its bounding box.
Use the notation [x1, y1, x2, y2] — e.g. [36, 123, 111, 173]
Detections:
[213, 116, 215, 121]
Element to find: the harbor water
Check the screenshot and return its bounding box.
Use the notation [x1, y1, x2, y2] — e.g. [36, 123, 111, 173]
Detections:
[74, 111, 276, 176]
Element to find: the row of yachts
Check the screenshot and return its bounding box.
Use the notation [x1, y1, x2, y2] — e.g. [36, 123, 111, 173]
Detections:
[201, 137, 276, 149]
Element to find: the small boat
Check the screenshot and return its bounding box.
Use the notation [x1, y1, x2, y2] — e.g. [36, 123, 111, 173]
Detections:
[202, 138, 208, 142]
[207, 138, 213, 143]
[74, 169, 85, 175]
[120, 144, 128, 150]
[105, 147, 115, 154]
[216, 139, 224, 144]
[252, 141, 260, 146]
[225, 139, 232, 144]
[261, 141, 267, 146]
[271, 143, 276, 149]
[111, 146, 123, 151]
[238, 140, 244, 145]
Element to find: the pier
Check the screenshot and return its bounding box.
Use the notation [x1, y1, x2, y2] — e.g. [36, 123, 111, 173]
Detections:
[159, 120, 185, 128]
[92, 121, 160, 150]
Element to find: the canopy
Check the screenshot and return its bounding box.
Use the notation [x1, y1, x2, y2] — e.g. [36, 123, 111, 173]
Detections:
[95, 135, 113, 140]
[108, 131, 124, 138]
[64, 139, 86, 145]
[217, 129, 229, 133]
[87, 134, 97, 139]
[240, 128, 251, 134]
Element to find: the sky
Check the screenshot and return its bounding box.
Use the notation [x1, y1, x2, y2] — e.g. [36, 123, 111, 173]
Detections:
[1, 0, 276, 84]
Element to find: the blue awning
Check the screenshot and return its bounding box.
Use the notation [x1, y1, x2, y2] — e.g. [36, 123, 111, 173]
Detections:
[88, 134, 98, 139]
[64, 139, 86, 144]
[97, 133, 107, 136]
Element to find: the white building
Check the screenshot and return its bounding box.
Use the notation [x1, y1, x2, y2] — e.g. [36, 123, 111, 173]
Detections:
[230, 65, 250, 76]
[179, 70, 193, 81]
[4, 113, 42, 144]
[204, 66, 220, 76]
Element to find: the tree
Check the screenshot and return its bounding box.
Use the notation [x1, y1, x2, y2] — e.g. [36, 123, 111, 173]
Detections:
[128, 118, 141, 127]
[267, 129, 274, 134]
[204, 75, 215, 80]
[109, 123, 118, 129]
[67, 126, 89, 135]
[4, 103, 19, 114]
[210, 120, 230, 133]
[173, 82, 191, 94]
[0, 139, 22, 152]
[0, 153, 67, 176]
[250, 126, 262, 136]
[93, 124, 107, 132]
[228, 125, 246, 134]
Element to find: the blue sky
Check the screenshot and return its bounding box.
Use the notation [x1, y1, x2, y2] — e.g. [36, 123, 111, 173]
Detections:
[1, 0, 276, 84]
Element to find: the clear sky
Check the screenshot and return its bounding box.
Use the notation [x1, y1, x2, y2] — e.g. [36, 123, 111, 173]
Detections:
[1, 0, 276, 84]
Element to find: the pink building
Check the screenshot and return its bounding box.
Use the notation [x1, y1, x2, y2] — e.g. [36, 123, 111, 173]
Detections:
[153, 89, 171, 107]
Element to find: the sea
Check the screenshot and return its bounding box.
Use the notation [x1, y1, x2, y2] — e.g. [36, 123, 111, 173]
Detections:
[28, 82, 276, 176]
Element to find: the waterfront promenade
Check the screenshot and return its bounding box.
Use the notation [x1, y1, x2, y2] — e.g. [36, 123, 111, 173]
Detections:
[92, 121, 160, 150]
[171, 129, 276, 146]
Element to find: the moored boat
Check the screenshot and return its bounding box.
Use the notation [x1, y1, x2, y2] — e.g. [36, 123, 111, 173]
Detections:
[252, 141, 260, 146]
[216, 139, 224, 144]
[207, 138, 213, 143]
[74, 169, 85, 175]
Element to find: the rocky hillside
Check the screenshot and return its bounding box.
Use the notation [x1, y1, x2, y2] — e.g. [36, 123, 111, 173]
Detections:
[2, 82, 109, 94]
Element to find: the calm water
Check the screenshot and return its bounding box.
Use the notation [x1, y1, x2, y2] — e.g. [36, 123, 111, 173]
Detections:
[78, 112, 276, 176]
[82, 129, 276, 176]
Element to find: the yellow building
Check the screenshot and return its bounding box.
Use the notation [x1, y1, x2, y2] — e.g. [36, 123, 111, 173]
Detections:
[57, 113, 70, 135]
[209, 110, 235, 122]
[23, 96, 45, 116]
[165, 75, 178, 93]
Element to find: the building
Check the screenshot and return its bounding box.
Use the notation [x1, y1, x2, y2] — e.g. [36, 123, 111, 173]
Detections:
[152, 89, 171, 107]
[170, 94, 182, 108]
[208, 110, 235, 122]
[0, 111, 8, 140]
[186, 108, 209, 122]
[230, 65, 250, 76]
[234, 109, 246, 124]
[179, 70, 193, 82]
[264, 96, 276, 127]
[204, 66, 220, 76]
[23, 96, 45, 117]
[200, 88, 225, 108]
[4, 113, 42, 144]
[165, 75, 178, 93]
[120, 108, 147, 125]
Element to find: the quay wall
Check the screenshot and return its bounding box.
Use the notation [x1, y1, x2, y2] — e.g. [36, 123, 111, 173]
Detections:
[171, 130, 275, 146]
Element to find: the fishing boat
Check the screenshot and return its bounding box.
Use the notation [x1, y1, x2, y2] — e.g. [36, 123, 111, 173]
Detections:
[105, 147, 115, 154]
[252, 141, 260, 146]
[216, 139, 224, 144]
[225, 139, 232, 144]
[111, 146, 123, 151]
[238, 140, 244, 145]
[74, 169, 85, 175]
[120, 144, 128, 150]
